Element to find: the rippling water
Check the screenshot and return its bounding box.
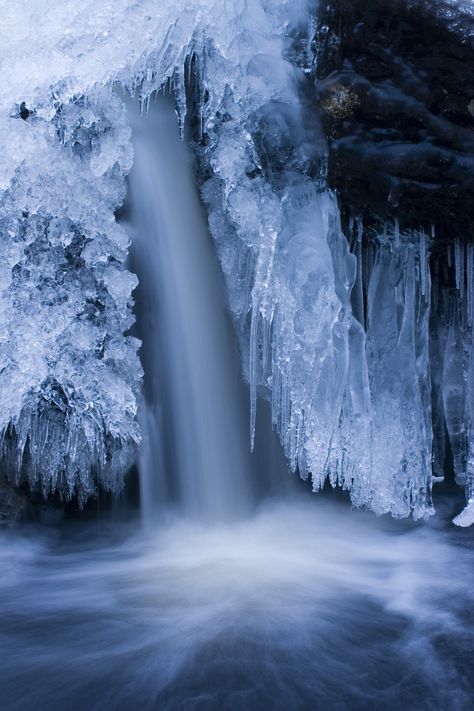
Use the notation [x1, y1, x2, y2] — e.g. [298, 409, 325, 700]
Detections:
[1, 492, 473, 711]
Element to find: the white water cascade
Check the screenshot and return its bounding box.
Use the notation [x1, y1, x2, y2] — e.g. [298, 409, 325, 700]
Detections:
[129, 97, 252, 522]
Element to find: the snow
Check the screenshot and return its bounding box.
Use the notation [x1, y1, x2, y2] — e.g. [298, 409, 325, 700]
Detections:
[453, 500, 474, 527]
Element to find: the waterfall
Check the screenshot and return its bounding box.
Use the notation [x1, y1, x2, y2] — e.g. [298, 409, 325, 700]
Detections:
[1, 0, 472, 524]
[129, 97, 252, 522]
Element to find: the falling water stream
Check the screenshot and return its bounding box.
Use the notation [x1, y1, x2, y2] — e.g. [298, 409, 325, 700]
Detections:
[129, 97, 252, 523]
[0, 101, 473, 711]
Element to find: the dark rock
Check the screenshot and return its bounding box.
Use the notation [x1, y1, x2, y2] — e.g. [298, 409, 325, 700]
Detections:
[0, 471, 33, 525]
[314, 0, 474, 242]
[19, 101, 34, 121]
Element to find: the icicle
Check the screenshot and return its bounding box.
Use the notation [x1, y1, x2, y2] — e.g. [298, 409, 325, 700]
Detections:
[454, 238, 462, 291]
[249, 301, 259, 451]
[394, 218, 400, 248]
[261, 311, 273, 379]
[467, 243, 474, 326]
[351, 216, 365, 326]
[352, 233, 364, 326]
[419, 230, 428, 297]
[348, 215, 355, 246]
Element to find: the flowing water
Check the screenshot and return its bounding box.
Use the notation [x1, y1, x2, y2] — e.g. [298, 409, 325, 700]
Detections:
[129, 97, 252, 523]
[1, 101, 473, 711]
[0, 493, 473, 710]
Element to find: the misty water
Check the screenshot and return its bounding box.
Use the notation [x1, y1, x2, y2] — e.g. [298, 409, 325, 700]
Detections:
[0, 493, 473, 710]
[1, 101, 473, 711]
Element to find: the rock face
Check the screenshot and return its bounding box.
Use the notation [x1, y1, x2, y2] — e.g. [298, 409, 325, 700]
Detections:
[314, 0, 474, 241]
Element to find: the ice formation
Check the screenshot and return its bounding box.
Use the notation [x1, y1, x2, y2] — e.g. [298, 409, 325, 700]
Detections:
[0, 0, 472, 521]
[432, 240, 474, 524]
